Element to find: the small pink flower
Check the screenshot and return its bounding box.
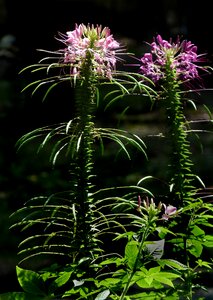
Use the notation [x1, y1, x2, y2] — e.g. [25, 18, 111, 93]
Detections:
[162, 204, 177, 220]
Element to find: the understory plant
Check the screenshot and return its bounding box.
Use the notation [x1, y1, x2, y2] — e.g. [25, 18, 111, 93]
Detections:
[1, 26, 213, 300]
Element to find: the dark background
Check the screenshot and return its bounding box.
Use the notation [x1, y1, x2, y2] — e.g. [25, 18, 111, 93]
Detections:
[0, 0, 213, 293]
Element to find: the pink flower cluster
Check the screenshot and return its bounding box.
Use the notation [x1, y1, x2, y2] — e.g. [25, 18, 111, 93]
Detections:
[57, 23, 120, 79]
[137, 195, 177, 221]
[140, 34, 206, 83]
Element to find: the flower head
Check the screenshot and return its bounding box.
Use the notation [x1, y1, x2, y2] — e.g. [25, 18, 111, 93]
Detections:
[162, 204, 177, 220]
[56, 23, 121, 79]
[140, 34, 208, 84]
[137, 196, 162, 219]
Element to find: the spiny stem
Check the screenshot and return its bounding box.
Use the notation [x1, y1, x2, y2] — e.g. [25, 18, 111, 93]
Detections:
[164, 62, 196, 206]
[164, 62, 196, 299]
[71, 50, 98, 260]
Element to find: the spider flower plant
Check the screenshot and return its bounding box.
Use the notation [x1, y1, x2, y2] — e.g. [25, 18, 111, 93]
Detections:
[139, 34, 212, 205]
[13, 24, 155, 269]
[139, 34, 213, 299]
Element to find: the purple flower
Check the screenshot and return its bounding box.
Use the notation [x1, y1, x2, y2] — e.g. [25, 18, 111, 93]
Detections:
[162, 204, 177, 220]
[140, 34, 207, 84]
[56, 23, 121, 79]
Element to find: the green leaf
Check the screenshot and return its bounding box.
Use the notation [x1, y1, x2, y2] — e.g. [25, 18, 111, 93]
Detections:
[152, 273, 177, 287]
[125, 240, 139, 269]
[53, 271, 72, 288]
[42, 81, 62, 101]
[135, 268, 180, 289]
[156, 227, 176, 239]
[79, 286, 89, 298]
[191, 225, 205, 237]
[203, 235, 213, 248]
[188, 239, 203, 257]
[99, 278, 121, 288]
[130, 291, 165, 299]
[135, 279, 149, 289]
[144, 276, 153, 286]
[99, 257, 124, 267]
[187, 99, 197, 110]
[16, 266, 46, 296]
[0, 292, 46, 300]
[136, 278, 163, 289]
[203, 103, 213, 119]
[95, 289, 110, 300]
[157, 259, 187, 270]
[196, 259, 212, 269]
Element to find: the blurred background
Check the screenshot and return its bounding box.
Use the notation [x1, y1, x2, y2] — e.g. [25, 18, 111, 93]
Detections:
[0, 0, 213, 294]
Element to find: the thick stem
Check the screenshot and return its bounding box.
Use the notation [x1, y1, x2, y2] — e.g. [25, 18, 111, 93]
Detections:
[164, 64, 196, 206]
[71, 50, 98, 260]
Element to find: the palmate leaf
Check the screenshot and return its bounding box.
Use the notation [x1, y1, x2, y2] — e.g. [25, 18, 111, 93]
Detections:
[15, 131, 45, 152]
[95, 197, 136, 213]
[10, 191, 79, 263]
[19, 61, 74, 100]
[19, 62, 61, 75]
[16, 122, 148, 167]
[16, 120, 85, 165]
[15, 123, 65, 152]
[42, 81, 64, 102]
[10, 203, 74, 229]
[21, 75, 69, 97]
[96, 127, 147, 160]
[94, 197, 140, 235]
[94, 214, 137, 237]
[17, 245, 73, 264]
[93, 185, 154, 200]
[18, 251, 70, 266]
[18, 231, 73, 249]
[92, 185, 154, 239]
[102, 72, 156, 111]
[10, 183, 154, 265]
[104, 92, 126, 111]
[134, 267, 181, 289]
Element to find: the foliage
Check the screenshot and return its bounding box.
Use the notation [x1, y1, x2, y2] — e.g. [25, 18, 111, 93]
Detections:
[1, 26, 213, 300]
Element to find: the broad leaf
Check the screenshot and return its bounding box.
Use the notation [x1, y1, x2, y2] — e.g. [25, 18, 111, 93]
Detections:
[188, 239, 203, 257]
[203, 235, 213, 248]
[16, 266, 46, 296]
[157, 259, 187, 270]
[125, 240, 139, 269]
[153, 273, 178, 287]
[52, 271, 72, 288]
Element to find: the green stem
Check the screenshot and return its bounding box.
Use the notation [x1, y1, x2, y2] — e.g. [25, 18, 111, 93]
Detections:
[120, 224, 150, 300]
[164, 62, 196, 299]
[164, 63, 196, 206]
[71, 50, 98, 260]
